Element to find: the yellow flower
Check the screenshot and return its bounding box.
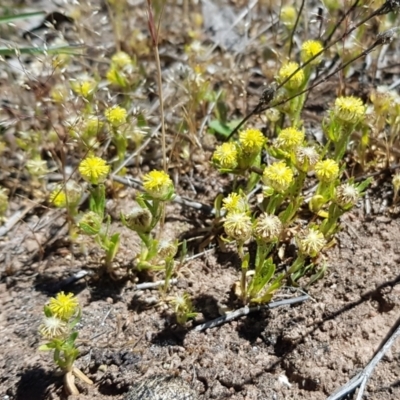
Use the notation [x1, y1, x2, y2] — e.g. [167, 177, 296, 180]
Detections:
[263, 161, 294, 193]
[50, 83, 69, 103]
[142, 170, 174, 200]
[295, 146, 320, 172]
[222, 192, 248, 214]
[48, 292, 79, 321]
[315, 159, 339, 183]
[39, 316, 68, 339]
[223, 212, 252, 242]
[111, 51, 132, 68]
[106, 67, 128, 87]
[276, 127, 304, 150]
[49, 182, 82, 208]
[70, 78, 97, 99]
[333, 96, 365, 124]
[280, 6, 296, 28]
[277, 62, 304, 90]
[105, 106, 127, 126]
[79, 156, 110, 185]
[212, 142, 238, 169]
[238, 128, 265, 154]
[393, 173, 400, 192]
[301, 40, 324, 65]
[253, 213, 282, 243]
[296, 228, 326, 257]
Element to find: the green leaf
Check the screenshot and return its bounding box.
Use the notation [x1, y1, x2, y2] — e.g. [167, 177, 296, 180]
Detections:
[0, 11, 46, 25]
[208, 119, 241, 138]
[38, 343, 53, 351]
[248, 258, 275, 299]
[0, 44, 83, 57]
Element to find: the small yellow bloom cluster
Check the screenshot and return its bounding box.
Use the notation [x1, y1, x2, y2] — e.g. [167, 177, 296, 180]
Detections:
[222, 192, 248, 214]
[105, 106, 128, 126]
[263, 161, 294, 193]
[276, 127, 304, 150]
[49, 181, 82, 208]
[238, 128, 266, 154]
[280, 6, 296, 28]
[49, 292, 79, 320]
[333, 96, 365, 124]
[79, 156, 110, 185]
[212, 142, 238, 169]
[142, 170, 174, 200]
[315, 159, 339, 183]
[277, 62, 304, 90]
[70, 77, 97, 99]
[301, 40, 324, 65]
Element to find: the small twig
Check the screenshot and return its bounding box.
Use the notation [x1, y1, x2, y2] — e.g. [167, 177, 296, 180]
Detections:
[198, 89, 222, 139]
[193, 294, 309, 332]
[287, 0, 305, 58]
[327, 319, 400, 400]
[0, 205, 34, 237]
[134, 278, 178, 290]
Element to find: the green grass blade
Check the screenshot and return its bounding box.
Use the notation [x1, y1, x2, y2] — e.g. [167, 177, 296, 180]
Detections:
[0, 11, 46, 25]
[0, 44, 84, 56]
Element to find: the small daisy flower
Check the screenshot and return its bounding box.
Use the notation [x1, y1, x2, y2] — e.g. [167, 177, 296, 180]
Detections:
[49, 181, 82, 208]
[122, 207, 152, 233]
[333, 96, 365, 124]
[212, 142, 238, 169]
[39, 316, 69, 339]
[253, 213, 283, 243]
[276, 127, 304, 150]
[48, 292, 79, 321]
[79, 156, 110, 185]
[238, 128, 265, 154]
[70, 77, 97, 99]
[296, 228, 326, 257]
[222, 192, 248, 214]
[315, 159, 339, 183]
[142, 170, 174, 200]
[105, 106, 127, 126]
[277, 62, 305, 90]
[263, 161, 294, 193]
[334, 183, 360, 209]
[301, 40, 324, 65]
[295, 146, 320, 172]
[223, 212, 252, 242]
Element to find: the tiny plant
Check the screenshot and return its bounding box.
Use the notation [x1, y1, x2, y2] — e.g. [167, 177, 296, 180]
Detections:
[39, 292, 92, 395]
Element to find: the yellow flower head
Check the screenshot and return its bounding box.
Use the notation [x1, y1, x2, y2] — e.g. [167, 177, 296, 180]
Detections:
[49, 181, 82, 208]
[393, 173, 400, 192]
[301, 40, 324, 65]
[142, 170, 174, 200]
[253, 213, 282, 243]
[295, 146, 320, 172]
[263, 161, 294, 193]
[334, 183, 360, 209]
[212, 142, 238, 169]
[296, 228, 326, 257]
[48, 292, 79, 321]
[70, 78, 97, 99]
[223, 212, 252, 242]
[276, 127, 304, 150]
[238, 128, 265, 154]
[277, 62, 304, 90]
[83, 115, 104, 137]
[105, 106, 127, 126]
[79, 156, 110, 185]
[280, 6, 296, 28]
[333, 96, 365, 124]
[315, 159, 339, 183]
[39, 316, 68, 339]
[222, 192, 248, 214]
[111, 51, 132, 68]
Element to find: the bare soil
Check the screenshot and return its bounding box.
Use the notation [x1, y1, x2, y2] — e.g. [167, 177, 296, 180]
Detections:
[1, 1, 400, 400]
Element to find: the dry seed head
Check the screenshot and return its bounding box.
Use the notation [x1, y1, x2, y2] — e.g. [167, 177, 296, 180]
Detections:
[296, 228, 326, 257]
[158, 240, 178, 259]
[223, 212, 253, 242]
[265, 108, 280, 122]
[123, 207, 152, 233]
[253, 213, 282, 243]
[26, 158, 49, 177]
[39, 316, 69, 340]
[334, 183, 360, 208]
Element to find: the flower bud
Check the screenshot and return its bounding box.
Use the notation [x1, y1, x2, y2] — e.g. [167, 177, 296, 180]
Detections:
[122, 207, 152, 233]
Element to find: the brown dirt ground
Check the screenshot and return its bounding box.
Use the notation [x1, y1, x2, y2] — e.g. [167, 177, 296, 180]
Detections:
[2, 1, 400, 400]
